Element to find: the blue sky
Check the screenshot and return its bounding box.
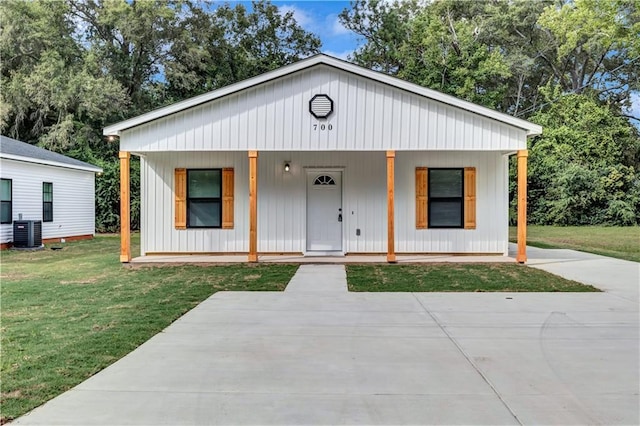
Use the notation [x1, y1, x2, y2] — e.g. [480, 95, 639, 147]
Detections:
[275, 1, 360, 59]
[221, 1, 361, 59]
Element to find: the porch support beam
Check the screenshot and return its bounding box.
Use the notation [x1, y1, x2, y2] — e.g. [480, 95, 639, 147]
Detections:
[516, 149, 528, 264]
[248, 150, 258, 263]
[119, 151, 131, 263]
[386, 150, 397, 263]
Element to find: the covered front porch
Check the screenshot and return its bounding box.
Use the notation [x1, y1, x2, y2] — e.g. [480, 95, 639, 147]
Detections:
[118, 149, 530, 264]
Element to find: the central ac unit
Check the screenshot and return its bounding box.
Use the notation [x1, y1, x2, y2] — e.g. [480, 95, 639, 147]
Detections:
[13, 220, 43, 248]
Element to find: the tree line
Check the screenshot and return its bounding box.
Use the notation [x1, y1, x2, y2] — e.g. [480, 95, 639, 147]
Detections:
[1, 0, 638, 229]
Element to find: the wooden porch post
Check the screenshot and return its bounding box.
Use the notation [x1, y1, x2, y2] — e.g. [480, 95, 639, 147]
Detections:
[248, 151, 258, 262]
[516, 149, 528, 264]
[119, 151, 131, 263]
[386, 150, 396, 263]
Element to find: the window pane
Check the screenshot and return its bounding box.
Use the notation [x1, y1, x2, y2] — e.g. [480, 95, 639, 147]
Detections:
[1, 202, 10, 223]
[430, 170, 463, 197]
[430, 201, 462, 227]
[43, 183, 53, 202]
[1, 179, 11, 201]
[188, 200, 220, 227]
[43, 203, 53, 222]
[189, 170, 220, 198]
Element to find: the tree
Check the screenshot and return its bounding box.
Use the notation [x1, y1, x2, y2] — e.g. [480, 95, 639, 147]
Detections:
[0, 0, 127, 153]
[523, 91, 640, 226]
[68, 0, 184, 115]
[165, 1, 321, 99]
[339, 0, 419, 74]
[397, 0, 513, 109]
[534, 0, 640, 115]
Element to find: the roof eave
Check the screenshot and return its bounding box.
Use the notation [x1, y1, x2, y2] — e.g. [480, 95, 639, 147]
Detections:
[0, 153, 103, 173]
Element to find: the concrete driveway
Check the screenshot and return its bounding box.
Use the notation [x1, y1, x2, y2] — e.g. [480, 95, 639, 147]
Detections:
[14, 250, 640, 425]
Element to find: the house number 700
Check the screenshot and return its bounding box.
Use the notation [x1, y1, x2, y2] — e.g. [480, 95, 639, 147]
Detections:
[313, 123, 333, 131]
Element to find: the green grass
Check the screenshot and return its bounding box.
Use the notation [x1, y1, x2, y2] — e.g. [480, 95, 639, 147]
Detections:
[509, 225, 640, 262]
[0, 235, 297, 423]
[347, 264, 599, 292]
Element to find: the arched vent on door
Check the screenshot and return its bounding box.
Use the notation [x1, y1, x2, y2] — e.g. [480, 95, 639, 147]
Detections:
[313, 175, 336, 186]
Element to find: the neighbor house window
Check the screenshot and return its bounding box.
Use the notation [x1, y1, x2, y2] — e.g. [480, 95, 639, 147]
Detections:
[428, 168, 463, 228]
[43, 182, 53, 222]
[1, 178, 11, 224]
[187, 169, 221, 228]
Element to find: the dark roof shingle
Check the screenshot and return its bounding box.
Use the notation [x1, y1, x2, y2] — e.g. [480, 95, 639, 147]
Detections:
[0, 135, 101, 171]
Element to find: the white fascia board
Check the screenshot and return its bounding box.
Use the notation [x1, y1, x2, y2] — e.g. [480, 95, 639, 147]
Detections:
[103, 54, 542, 137]
[0, 154, 103, 173]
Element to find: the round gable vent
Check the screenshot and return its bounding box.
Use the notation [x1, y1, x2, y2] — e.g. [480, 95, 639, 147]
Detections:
[309, 94, 333, 119]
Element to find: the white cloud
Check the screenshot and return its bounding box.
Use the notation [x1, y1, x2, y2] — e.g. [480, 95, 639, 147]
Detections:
[628, 92, 639, 116]
[322, 49, 353, 61]
[279, 4, 314, 29]
[627, 92, 640, 128]
[328, 14, 351, 36]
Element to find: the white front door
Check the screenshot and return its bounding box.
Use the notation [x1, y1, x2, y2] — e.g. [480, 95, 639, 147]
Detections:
[307, 171, 343, 252]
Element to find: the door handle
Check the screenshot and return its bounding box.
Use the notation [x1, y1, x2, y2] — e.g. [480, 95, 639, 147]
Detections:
[338, 213, 342, 222]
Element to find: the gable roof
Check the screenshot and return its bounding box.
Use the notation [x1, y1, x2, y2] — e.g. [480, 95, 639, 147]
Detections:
[0, 136, 103, 173]
[104, 54, 542, 137]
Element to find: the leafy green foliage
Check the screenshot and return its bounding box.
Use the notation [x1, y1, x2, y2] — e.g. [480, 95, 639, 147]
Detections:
[339, 0, 419, 74]
[94, 157, 140, 232]
[398, 0, 513, 108]
[524, 93, 640, 225]
[166, 1, 321, 99]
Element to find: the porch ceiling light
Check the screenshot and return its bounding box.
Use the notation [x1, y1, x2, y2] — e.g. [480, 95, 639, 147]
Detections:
[309, 94, 333, 119]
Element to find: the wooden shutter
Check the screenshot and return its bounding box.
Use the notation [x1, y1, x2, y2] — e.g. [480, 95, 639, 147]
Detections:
[464, 167, 476, 229]
[174, 168, 187, 229]
[416, 167, 428, 229]
[222, 168, 234, 229]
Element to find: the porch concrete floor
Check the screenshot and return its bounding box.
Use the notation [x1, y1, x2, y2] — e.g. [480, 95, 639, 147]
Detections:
[130, 253, 514, 264]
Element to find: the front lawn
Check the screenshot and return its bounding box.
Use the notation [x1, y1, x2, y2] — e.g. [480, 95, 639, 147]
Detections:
[509, 225, 640, 262]
[0, 235, 297, 423]
[347, 264, 599, 292]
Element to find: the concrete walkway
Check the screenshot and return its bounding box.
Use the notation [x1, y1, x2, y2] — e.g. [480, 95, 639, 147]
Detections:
[14, 247, 639, 425]
[285, 265, 348, 293]
[509, 243, 640, 303]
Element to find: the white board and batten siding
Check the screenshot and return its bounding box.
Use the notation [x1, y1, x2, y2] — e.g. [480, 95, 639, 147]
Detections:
[141, 151, 508, 256]
[121, 65, 528, 154]
[0, 159, 96, 244]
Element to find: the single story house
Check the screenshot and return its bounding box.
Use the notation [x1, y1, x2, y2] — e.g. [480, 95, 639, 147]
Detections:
[104, 54, 540, 263]
[0, 135, 103, 248]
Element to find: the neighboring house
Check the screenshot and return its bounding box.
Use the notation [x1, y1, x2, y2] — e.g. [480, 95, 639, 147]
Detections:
[104, 54, 540, 263]
[0, 136, 103, 248]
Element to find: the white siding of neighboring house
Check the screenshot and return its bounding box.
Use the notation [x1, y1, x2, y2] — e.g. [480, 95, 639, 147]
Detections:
[140, 151, 508, 255]
[0, 159, 96, 244]
[121, 65, 528, 154]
